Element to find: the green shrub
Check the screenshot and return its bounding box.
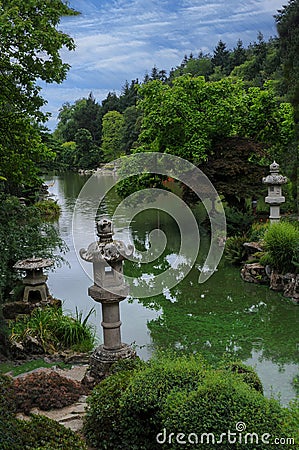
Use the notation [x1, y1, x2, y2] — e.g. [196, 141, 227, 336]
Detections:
[248, 222, 269, 241]
[119, 354, 208, 449]
[223, 361, 264, 394]
[161, 371, 289, 449]
[225, 235, 248, 265]
[224, 206, 254, 236]
[84, 354, 298, 450]
[260, 221, 299, 273]
[9, 306, 95, 353]
[35, 200, 61, 221]
[0, 415, 87, 450]
[84, 370, 135, 450]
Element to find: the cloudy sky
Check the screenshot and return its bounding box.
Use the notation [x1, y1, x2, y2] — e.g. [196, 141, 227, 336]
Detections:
[41, 0, 284, 130]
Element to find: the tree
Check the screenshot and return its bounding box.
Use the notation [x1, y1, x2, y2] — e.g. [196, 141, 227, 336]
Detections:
[54, 94, 102, 144]
[0, 0, 75, 194]
[101, 111, 125, 162]
[120, 75, 295, 205]
[212, 40, 230, 73]
[137, 76, 294, 165]
[119, 80, 139, 111]
[276, 0, 299, 114]
[276, 0, 299, 211]
[198, 137, 268, 209]
[230, 39, 247, 69]
[121, 106, 142, 154]
[74, 128, 101, 169]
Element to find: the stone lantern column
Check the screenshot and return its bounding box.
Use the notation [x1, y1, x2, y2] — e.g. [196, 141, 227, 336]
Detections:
[80, 218, 136, 379]
[262, 161, 287, 223]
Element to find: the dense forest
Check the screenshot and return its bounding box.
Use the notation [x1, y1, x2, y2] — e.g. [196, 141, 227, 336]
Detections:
[0, 0, 299, 304]
[47, 20, 298, 212]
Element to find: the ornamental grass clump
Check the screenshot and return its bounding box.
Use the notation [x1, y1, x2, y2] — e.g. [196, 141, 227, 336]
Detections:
[10, 306, 95, 353]
[260, 221, 299, 273]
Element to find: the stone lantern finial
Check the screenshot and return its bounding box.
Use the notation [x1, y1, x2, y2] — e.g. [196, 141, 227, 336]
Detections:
[270, 161, 279, 173]
[96, 218, 113, 243]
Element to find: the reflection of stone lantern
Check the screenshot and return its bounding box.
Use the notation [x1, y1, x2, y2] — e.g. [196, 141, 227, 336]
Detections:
[80, 218, 135, 379]
[13, 257, 53, 302]
[262, 161, 287, 223]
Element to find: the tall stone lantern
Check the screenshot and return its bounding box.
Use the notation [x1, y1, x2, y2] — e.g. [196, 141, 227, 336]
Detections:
[262, 161, 287, 223]
[80, 218, 136, 379]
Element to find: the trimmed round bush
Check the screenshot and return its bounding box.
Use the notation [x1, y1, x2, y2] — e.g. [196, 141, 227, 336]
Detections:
[84, 369, 135, 450]
[119, 354, 208, 449]
[84, 354, 298, 450]
[161, 371, 287, 449]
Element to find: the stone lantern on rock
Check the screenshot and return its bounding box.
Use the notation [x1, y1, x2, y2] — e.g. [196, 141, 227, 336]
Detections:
[80, 218, 136, 380]
[262, 161, 287, 223]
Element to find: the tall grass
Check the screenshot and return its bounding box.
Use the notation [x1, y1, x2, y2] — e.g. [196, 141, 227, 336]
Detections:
[260, 221, 299, 273]
[10, 306, 96, 353]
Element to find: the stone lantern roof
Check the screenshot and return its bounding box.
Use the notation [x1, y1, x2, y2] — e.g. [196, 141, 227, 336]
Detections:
[262, 161, 288, 186]
[80, 218, 133, 265]
[13, 257, 54, 271]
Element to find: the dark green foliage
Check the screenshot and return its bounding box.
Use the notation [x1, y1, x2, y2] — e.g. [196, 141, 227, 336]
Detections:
[0, 195, 67, 302]
[225, 236, 248, 265]
[0, 0, 75, 194]
[84, 370, 135, 449]
[276, 0, 299, 114]
[212, 40, 230, 73]
[223, 361, 264, 394]
[34, 200, 61, 221]
[200, 137, 267, 211]
[0, 414, 87, 450]
[260, 221, 299, 273]
[55, 94, 102, 144]
[84, 354, 297, 450]
[224, 205, 254, 236]
[74, 128, 101, 169]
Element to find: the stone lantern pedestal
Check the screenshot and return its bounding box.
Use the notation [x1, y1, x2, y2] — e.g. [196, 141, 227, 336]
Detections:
[262, 161, 287, 223]
[80, 218, 136, 380]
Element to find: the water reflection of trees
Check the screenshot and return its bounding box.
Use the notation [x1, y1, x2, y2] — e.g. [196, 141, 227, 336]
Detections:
[132, 261, 299, 366]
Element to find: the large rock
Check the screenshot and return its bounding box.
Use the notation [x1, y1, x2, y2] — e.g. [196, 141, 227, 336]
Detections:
[2, 297, 62, 320]
[241, 263, 269, 284]
[270, 271, 299, 303]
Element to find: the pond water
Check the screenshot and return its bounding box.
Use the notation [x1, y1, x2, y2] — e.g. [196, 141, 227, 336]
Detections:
[45, 172, 299, 405]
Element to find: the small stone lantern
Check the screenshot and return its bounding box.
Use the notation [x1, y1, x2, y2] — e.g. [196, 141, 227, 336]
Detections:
[80, 218, 135, 379]
[262, 161, 287, 223]
[13, 257, 53, 302]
